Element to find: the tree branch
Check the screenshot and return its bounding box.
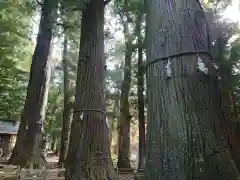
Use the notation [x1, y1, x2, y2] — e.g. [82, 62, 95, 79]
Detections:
[104, 0, 111, 6]
[36, 0, 43, 6]
[56, 23, 75, 30]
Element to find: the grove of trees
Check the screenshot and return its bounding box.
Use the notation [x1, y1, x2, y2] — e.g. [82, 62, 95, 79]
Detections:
[1, 0, 240, 179]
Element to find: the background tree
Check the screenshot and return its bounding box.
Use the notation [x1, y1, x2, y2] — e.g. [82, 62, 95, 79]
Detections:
[58, 33, 71, 163]
[0, 0, 34, 119]
[8, 0, 58, 168]
[113, 0, 146, 170]
[57, 5, 81, 164]
[136, 9, 145, 170]
[115, 0, 135, 169]
[65, 0, 118, 179]
[204, 0, 240, 169]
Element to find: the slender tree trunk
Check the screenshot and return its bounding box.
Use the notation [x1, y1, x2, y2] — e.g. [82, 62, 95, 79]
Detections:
[231, 91, 237, 119]
[2, 135, 10, 159]
[113, 90, 120, 155]
[144, 0, 240, 179]
[117, 47, 133, 169]
[136, 12, 146, 171]
[51, 136, 57, 151]
[109, 117, 114, 147]
[117, 2, 134, 169]
[59, 35, 71, 164]
[8, 0, 57, 168]
[137, 41, 145, 171]
[65, 0, 117, 179]
[109, 91, 120, 146]
[232, 123, 240, 169]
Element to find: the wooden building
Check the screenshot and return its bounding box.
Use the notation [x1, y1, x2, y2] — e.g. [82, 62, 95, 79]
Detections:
[0, 119, 19, 159]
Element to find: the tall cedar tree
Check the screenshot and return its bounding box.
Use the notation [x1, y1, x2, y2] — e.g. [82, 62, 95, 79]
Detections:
[59, 34, 71, 163]
[136, 12, 145, 170]
[144, 0, 240, 179]
[8, 0, 58, 168]
[117, 0, 135, 169]
[65, 0, 117, 179]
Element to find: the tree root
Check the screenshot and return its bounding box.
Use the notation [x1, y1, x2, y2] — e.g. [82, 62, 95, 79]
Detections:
[134, 173, 144, 180]
[25, 153, 47, 169]
[8, 151, 47, 169]
[68, 161, 118, 180]
[84, 166, 118, 180]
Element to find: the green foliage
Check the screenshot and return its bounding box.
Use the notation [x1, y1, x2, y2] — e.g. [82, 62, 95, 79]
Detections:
[204, 0, 233, 11]
[43, 3, 81, 141]
[230, 38, 240, 105]
[0, 0, 34, 119]
[230, 38, 240, 65]
[114, 0, 144, 13]
[209, 9, 240, 115]
[60, 0, 91, 12]
[45, 82, 63, 139]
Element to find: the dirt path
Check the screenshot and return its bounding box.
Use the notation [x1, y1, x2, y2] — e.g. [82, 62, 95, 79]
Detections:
[46, 153, 137, 180]
[0, 153, 138, 180]
[119, 174, 135, 180]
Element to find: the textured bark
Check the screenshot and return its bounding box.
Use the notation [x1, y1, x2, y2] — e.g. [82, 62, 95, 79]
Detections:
[212, 36, 240, 170]
[231, 91, 237, 119]
[2, 135, 11, 159]
[117, 48, 133, 169]
[117, 1, 134, 169]
[59, 35, 71, 164]
[109, 91, 120, 146]
[144, 0, 240, 179]
[213, 36, 240, 168]
[50, 138, 56, 151]
[232, 123, 240, 170]
[65, 0, 117, 179]
[8, 0, 57, 168]
[136, 13, 146, 170]
[216, 63, 235, 153]
[219, 65, 240, 169]
[219, 62, 234, 122]
[109, 118, 114, 146]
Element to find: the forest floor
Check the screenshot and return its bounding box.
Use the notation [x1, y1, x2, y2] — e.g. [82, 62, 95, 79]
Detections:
[46, 152, 138, 180]
[118, 174, 135, 180]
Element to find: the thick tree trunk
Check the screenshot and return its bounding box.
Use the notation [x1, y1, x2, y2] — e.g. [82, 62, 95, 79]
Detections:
[65, 0, 117, 179]
[144, 0, 240, 179]
[136, 13, 146, 171]
[8, 0, 57, 168]
[59, 35, 71, 164]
